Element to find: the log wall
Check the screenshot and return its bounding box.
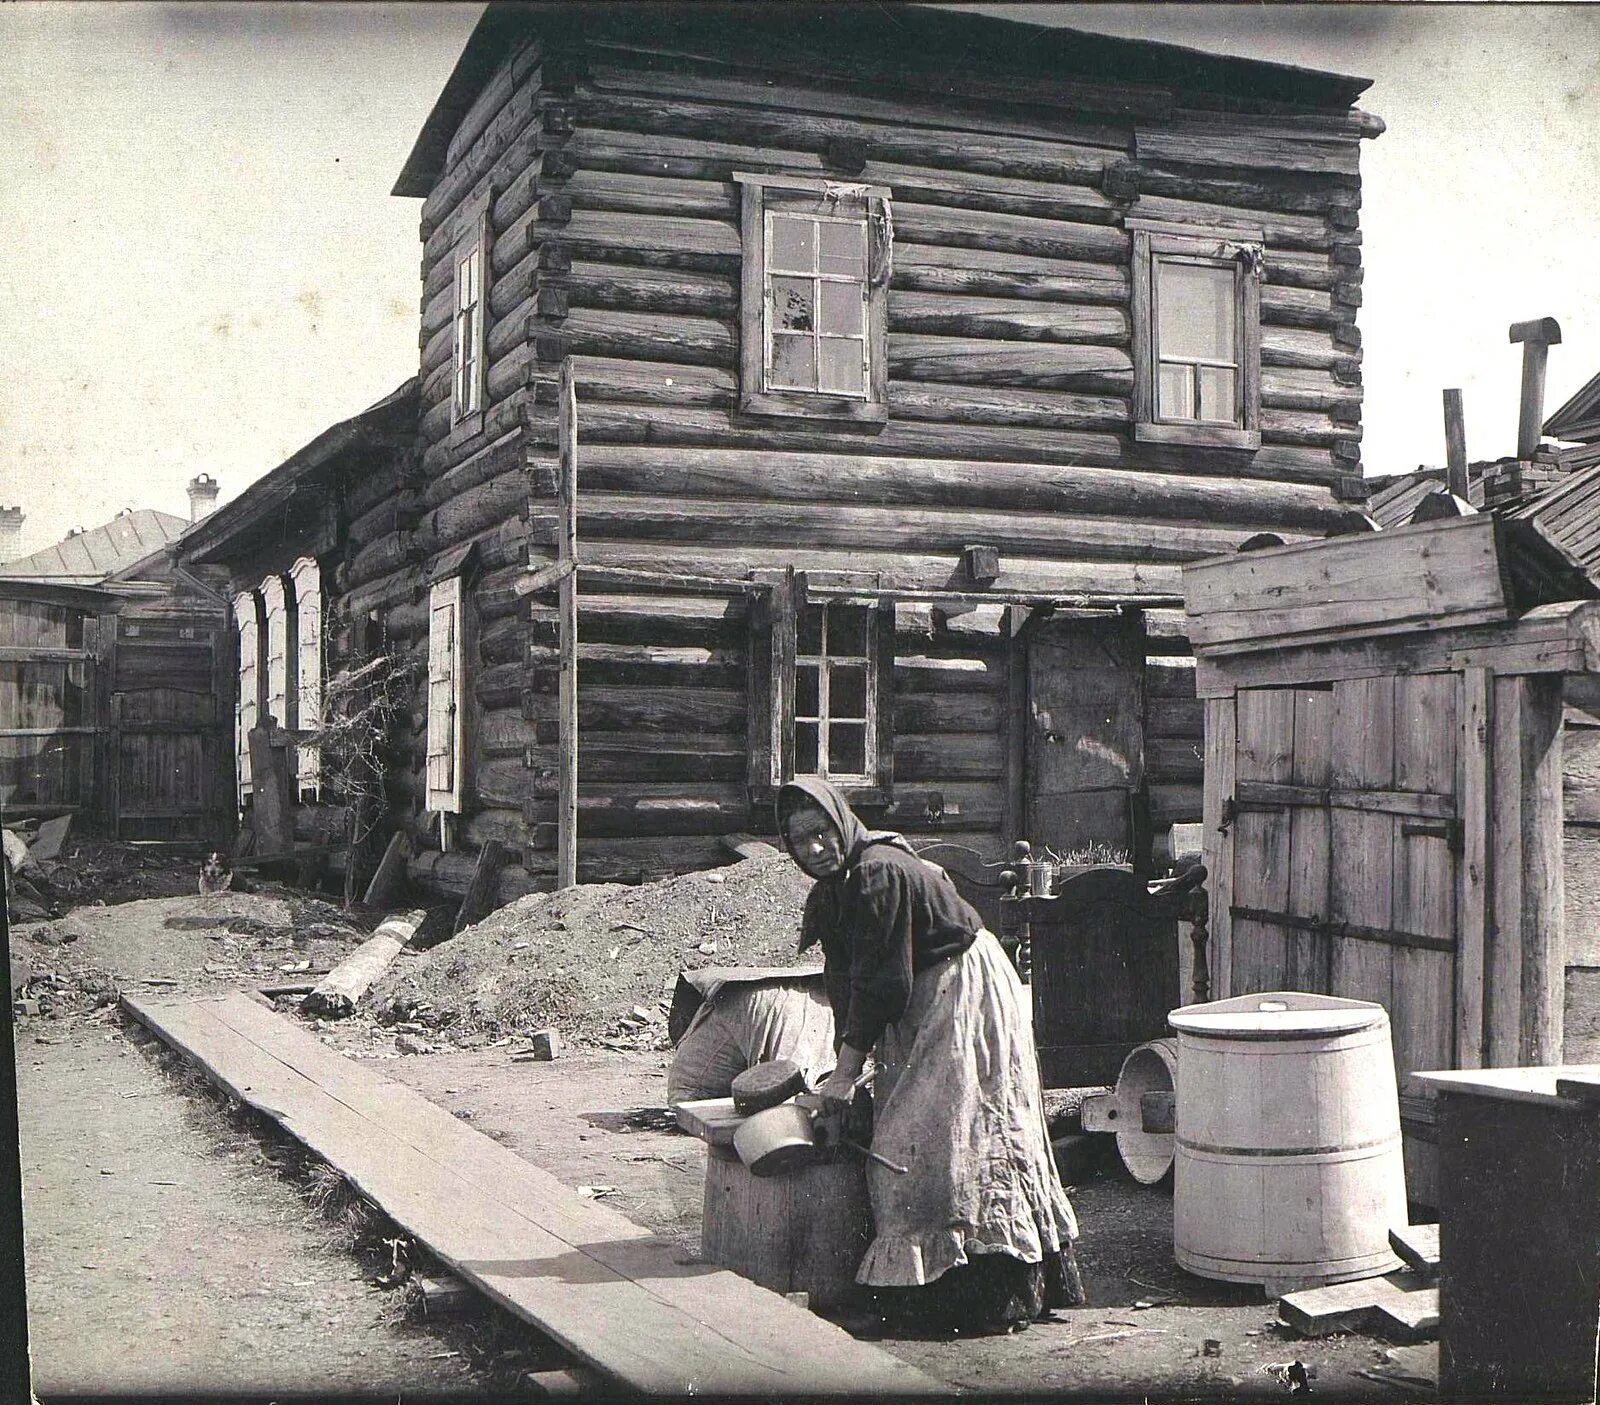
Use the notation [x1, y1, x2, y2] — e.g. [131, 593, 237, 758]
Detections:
[403, 15, 1371, 893]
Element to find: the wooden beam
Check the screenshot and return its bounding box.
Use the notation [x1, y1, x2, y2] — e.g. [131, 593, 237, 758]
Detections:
[558, 360, 579, 890]
[361, 830, 412, 909]
[1443, 388, 1469, 502]
[454, 839, 509, 933]
[301, 910, 428, 1018]
[1510, 317, 1563, 461]
[1457, 668, 1491, 1069]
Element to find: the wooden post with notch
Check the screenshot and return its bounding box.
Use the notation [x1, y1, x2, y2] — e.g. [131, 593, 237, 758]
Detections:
[557, 360, 579, 889]
[1510, 317, 1562, 461]
[1443, 388, 1469, 501]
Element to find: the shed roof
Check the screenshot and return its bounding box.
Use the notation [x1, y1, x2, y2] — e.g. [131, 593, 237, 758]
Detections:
[1544, 367, 1600, 445]
[1364, 468, 1489, 530]
[0, 509, 190, 585]
[395, 2, 1375, 197]
[180, 378, 418, 566]
[1511, 461, 1600, 587]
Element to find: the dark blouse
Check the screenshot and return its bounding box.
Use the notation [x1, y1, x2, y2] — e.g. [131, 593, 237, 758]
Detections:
[800, 841, 983, 1051]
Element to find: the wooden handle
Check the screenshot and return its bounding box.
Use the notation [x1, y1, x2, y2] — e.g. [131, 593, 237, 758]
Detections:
[843, 1139, 908, 1174]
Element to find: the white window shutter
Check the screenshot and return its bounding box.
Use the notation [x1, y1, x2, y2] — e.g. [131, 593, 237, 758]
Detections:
[261, 575, 290, 731]
[289, 557, 322, 796]
[232, 591, 260, 802]
[426, 576, 465, 813]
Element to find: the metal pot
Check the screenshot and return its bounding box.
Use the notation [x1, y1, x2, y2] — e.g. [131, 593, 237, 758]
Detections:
[733, 1101, 820, 1177]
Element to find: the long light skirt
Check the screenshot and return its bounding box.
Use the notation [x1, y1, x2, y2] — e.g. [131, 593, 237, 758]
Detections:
[857, 930, 1078, 1287]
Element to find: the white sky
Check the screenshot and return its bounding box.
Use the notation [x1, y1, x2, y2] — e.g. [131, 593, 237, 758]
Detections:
[2, 2, 1598, 557]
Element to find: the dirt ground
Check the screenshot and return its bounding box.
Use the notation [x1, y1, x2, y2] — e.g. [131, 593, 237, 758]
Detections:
[11, 877, 1423, 1400]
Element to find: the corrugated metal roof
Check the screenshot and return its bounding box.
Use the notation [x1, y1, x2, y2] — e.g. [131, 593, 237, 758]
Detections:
[0, 509, 189, 584]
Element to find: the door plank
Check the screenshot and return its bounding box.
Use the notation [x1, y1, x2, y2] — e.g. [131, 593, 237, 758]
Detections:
[1330, 677, 1396, 1012]
[1287, 687, 1334, 991]
[1231, 688, 1296, 993]
[1202, 695, 1238, 999]
[1457, 667, 1492, 1068]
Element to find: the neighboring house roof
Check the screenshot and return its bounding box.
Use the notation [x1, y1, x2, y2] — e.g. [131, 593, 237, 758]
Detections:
[0, 509, 190, 584]
[1364, 469, 1488, 530]
[180, 378, 418, 566]
[1544, 368, 1600, 445]
[1511, 461, 1600, 586]
[395, 2, 1375, 197]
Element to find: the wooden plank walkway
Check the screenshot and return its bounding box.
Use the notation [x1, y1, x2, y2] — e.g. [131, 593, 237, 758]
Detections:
[123, 991, 941, 1399]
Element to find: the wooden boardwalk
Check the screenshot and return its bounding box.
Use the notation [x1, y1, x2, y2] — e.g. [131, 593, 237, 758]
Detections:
[123, 991, 942, 1399]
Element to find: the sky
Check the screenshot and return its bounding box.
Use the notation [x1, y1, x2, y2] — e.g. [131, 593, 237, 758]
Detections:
[2, 2, 1598, 558]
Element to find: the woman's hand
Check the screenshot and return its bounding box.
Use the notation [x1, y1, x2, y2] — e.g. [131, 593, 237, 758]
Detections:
[816, 1043, 870, 1108]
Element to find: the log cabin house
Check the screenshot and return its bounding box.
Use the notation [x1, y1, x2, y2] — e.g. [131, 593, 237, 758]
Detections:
[366, 1, 1381, 905]
[0, 501, 230, 840]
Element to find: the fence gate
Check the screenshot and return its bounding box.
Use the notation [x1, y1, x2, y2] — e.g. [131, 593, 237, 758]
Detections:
[107, 615, 230, 841]
[1217, 674, 1465, 1192]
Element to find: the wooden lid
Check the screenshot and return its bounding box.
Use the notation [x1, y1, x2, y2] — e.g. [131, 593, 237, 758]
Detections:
[732, 1059, 807, 1114]
[1169, 991, 1387, 1040]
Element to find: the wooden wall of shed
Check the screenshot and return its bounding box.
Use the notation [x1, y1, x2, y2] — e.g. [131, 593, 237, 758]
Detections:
[1563, 711, 1600, 1060]
[404, 23, 1366, 896]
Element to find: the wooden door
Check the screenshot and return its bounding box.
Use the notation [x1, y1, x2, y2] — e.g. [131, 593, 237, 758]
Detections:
[0, 601, 98, 818]
[110, 617, 229, 841]
[1221, 674, 1463, 1195]
[1025, 616, 1144, 862]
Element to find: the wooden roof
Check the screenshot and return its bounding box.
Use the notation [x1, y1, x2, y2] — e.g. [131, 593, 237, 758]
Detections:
[1511, 461, 1600, 587]
[180, 378, 417, 566]
[395, 1, 1375, 198]
[0, 508, 189, 585]
[1544, 367, 1600, 445]
[1364, 468, 1488, 530]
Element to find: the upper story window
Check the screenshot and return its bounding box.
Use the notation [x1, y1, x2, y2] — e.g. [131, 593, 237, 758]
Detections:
[451, 193, 492, 436]
[1130, 219, 1263, 452]
[733, 173, 890, 426]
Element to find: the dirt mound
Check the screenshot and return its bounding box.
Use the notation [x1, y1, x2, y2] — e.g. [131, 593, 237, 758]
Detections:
[371, 852, 814, 1047]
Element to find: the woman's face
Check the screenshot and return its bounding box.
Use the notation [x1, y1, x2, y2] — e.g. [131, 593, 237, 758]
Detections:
[783, 800, 845, 878]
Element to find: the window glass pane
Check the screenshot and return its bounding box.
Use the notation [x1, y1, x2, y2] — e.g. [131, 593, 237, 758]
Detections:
[795, 664, 819, 718]
[797, 603, 824, 655]
[830, 723, 866, 776]
[829, 605, 868, 657]
[770, 277, 814, 332]
[819, 339, 865, 396]
[795, 721, 819, 775]
[818, 282, 862, 336]
[818, 220, 866, 276]
[770, 215, 815, 272]
[1157, 362, 1193, 420]
[1198, 364, 1238, 423]
[831, 665, 867, 719]
[770, 334, 816, 390]
[1157, 261, 1236, 361]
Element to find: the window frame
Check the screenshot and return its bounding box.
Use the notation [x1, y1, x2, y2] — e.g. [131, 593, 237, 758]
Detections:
[1129, 218, 1263, 452]
[450, 192, 492, 439]
[747, 573, 894, 806]
[733, 172, 891, 426]
[231, 590, 263, 805]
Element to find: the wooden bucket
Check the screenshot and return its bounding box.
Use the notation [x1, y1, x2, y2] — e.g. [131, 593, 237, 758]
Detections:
[1169, 992, 1408, 1293]
[1115, 1038, 1179, 1186]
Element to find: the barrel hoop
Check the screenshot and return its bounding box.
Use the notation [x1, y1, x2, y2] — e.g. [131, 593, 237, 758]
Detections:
[1177, 1132, 1402, 1158]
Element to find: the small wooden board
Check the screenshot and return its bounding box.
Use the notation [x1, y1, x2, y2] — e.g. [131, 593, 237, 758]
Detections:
[123, 992, 941, 1398]
[1388, 1224, 1441, 1279]
[674, 1097, 744, 1148]
[1280, 1271, 1439, 1342]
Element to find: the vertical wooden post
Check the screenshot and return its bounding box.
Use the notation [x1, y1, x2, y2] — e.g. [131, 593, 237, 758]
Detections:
[1443, 389, 1469, 502]
[1003, 606, 1028, 849]
[557, 360, 579, 890]
[1487, 673, 1565, 1065]
[1201, 693, 1237, 1000]
[1456, 667, 1491, 1069]
[1509, 318, 1562, 462]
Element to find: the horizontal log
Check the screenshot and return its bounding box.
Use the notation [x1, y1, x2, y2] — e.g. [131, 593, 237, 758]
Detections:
[894, 243, 1128, 305]
[421, 45, 543, 237]
[475, 660, 525, 710]
[422, 430, 527, 510]
[463, 807, 533, 850]
[530, 306, 734, 368]
[889, 295, 1128, 344]
[1124, 193, 1341, 254]
[342, 561, 425, 622]
[528, 735, 746, 785]
[568, 443, 1359, 529]
[407, 848, 538, 903]
[894, 202, 1125, 263]
[1147, 656, 1197, 698]
[479, 614, 526, 666]
[561, 260, 738, 320]
[338, 532, 417, 594]
[561, 590, 746, 647]
[475, 756, 531, 809]
[527, 640, 744, 691]
[566, 117, 1115, 190]
[419, 397, 527, 479]
[474, 563, 529, 624]
[897, 731, 1004, 782]
[1148, 695, 1203, 739]
[896, 651, 1005, 695]
[1147, 736, 1204, 781]
[478, 707, 538, 758]
[1135, 161, 1359, 217]
[562, 491, 1273, 564]
[524, 683, 746, 736]
[1261, 285, 1338, 333]
[1149, 780, 1203, 827]
[893, 691, 1001, 733]
[1136, 125, 1360, 179]
[347, 490, 423, 550]
[567, 92, 1129, 175]
[1261, 366, 1362, 415]
[564, 540, 1184, 604]
[495, 207, 740, 280]
[343, 465, 412, 521]
[584, 54, 1145, 142]
[414, 468, 530, 557]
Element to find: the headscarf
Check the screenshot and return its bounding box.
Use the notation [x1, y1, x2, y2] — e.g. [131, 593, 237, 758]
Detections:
[776, 778, 917, 954]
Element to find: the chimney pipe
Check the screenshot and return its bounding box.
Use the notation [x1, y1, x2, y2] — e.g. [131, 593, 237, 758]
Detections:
[0, 505, 23, 564]
[1510, 317, 1562, 461]
[187, 473, 220, 523]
